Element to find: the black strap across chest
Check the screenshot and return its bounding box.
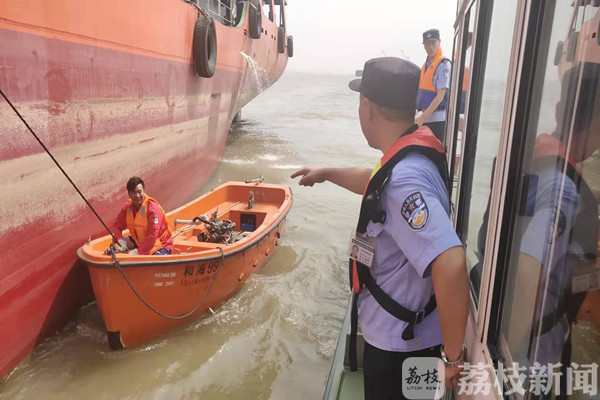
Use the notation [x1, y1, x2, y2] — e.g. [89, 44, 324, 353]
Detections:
[530, 157, 598, 337]
[348, 126, 449, 371]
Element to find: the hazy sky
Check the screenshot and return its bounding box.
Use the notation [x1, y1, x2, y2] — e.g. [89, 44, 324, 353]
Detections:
[283, 0, 457, 74]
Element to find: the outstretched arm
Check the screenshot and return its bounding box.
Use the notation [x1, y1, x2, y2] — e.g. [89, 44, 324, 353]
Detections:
[290, 167, 372, 195]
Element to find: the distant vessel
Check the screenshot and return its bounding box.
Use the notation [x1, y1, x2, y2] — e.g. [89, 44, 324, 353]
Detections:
[0, 0, 292, 378]
[355, 69, 363, 77]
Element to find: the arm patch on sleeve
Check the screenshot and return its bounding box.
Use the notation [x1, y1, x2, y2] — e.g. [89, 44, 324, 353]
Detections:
[548, 207, 566, 243]
[401, 191, 430, 231]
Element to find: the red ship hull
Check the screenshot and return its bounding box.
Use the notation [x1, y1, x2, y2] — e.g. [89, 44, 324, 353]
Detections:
[0, 0, 289, 378]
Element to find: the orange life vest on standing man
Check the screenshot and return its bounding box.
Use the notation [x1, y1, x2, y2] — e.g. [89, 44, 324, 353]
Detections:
[417, 46, 450, 111]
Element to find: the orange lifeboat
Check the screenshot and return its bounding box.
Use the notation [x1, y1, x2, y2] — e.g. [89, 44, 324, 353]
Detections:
[77, 181, 292, 349]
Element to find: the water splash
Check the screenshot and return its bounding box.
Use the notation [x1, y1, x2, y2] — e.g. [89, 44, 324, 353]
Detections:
[240, 52, 271, 94]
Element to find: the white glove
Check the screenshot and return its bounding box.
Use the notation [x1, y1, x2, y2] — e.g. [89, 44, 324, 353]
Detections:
[128, 248, 139, 255]
[117, 238, 128, 251]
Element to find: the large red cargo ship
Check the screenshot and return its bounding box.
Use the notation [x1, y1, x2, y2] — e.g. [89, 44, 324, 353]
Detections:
[0, 0, 291, 378]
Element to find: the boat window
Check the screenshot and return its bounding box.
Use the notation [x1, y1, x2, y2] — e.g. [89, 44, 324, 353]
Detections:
[449, 5, 476, 210]
[262, 0, 273, 21]
[274, 1, 285, 28]
[455, 0, 519, 305]
[233, 1, 244, 26]
[571, 0, 599, 33]
[449, 32, 461, 209]
[221, 0, 235, 26]
[496, 1, 600, 395]
[197, 0, 235, 26]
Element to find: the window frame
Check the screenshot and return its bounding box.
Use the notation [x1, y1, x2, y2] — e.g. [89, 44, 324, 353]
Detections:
[449, 0, 541, 391]
[480, 10, 599, 400]
[457, 0, 531, 350]
[445, 13, 467, 201]
[262, 0, 274, 22]
[487, 0, 557, 367]
[450, 0, 598, 396]
[453, 0, 493, 247]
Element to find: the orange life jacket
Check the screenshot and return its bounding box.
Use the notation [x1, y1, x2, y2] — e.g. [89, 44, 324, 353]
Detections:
[417, 46, 450, 111]
[533, 133, 582, 175]
[461, 67, 470, 113]
[126, 195, 172, 255]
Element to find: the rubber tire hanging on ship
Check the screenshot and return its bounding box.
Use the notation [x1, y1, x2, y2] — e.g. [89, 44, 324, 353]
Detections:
[287, 35, 293, 57]
[277, 27, 285, 53]
[193, 14, 217, 78]
[248, 0, 262, 39]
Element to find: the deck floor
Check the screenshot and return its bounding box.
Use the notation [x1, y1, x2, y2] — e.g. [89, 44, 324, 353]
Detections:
[337, 369, 364, 400]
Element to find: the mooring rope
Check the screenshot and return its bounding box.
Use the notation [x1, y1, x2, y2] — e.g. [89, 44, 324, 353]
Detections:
[0, 88, 117, 242]
[1, 88, 223, 320]
[109, 244, 225, 319]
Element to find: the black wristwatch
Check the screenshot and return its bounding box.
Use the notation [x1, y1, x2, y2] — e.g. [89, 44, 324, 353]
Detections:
[440, 344, 466, 368]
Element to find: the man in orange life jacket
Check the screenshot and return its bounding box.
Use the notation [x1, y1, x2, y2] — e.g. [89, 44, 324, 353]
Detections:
[415, 29, 451, 142]
[111, 176, 173, 255]
[291, 57, 469, 399]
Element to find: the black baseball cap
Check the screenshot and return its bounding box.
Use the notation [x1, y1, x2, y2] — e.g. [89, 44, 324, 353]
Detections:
[422, 29, 440, 43]
[348, 57, 420, 110]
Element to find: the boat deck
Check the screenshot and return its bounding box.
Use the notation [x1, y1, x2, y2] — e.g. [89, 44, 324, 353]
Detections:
[171, 200, 283, 252]
[324, 295, 365, 400]
[325, 297, 456, 400]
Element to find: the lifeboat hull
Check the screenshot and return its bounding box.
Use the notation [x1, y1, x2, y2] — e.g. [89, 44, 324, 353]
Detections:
[78, 182, 292, 347]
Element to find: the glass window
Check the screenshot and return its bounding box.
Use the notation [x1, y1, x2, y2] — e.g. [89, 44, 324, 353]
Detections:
[274, 2, 285, 28]
[498, 1, 600, 396]
[455, 0, 519, 304]
[210, 0, 219, 15]
[197, 0, 209, 11]
[233, 1, 244, 26]
[262, 0, 273, 21]
[220, 0, 234, 26]
[450, 7, 476, 208]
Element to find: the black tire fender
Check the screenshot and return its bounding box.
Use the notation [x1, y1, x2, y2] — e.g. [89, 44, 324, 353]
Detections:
[287, 35, 294, 58]
[277, 27, 285, 53]
[248, 0, 262, 39]
[107, 331, 124, 350]
[193, 15, 217, 78]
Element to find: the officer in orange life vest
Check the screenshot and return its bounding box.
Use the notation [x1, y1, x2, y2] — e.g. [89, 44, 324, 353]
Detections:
[111, 176, 174, 255]
[291, 57, 469, 399]
[415, 29, 451, 142]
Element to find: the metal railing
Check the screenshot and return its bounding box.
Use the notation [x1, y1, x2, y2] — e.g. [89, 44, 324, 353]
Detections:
[184, 0, 241, 26]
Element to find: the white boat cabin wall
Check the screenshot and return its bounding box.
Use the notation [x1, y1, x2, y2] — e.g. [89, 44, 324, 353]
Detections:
[447, 0, 600, 398]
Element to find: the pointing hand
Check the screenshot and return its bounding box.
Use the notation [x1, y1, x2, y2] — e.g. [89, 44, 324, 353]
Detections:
[290, 167, 326, 187]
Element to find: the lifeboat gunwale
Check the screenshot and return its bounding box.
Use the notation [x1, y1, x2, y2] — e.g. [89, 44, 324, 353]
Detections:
[78, 203, 291, 268]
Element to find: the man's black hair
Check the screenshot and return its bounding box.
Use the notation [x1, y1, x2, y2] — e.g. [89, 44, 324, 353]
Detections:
[127, 176, 145, 193]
